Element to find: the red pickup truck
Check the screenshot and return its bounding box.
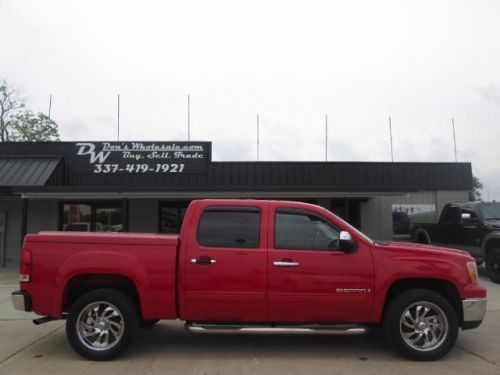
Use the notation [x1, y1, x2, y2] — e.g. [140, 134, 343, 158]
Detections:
[12, 199, 486, 361]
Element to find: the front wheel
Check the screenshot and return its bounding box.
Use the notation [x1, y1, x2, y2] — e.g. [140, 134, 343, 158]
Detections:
[66, 289, 139, 360]
[486, 248, 500, 284]
[384, 289, 458, 361]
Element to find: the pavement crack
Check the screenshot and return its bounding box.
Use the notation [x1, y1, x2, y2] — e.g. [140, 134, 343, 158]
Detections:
[0, 324, 64, 365]
[457, 345, 499, 368]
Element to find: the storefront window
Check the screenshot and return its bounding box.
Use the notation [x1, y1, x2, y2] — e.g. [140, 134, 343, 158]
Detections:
[61, 202, 124, 232]
[159, 201, 189, 234]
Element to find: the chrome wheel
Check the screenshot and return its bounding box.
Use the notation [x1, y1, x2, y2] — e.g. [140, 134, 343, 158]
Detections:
[76, 301, 125, 351]
[399, 301, 448, 352]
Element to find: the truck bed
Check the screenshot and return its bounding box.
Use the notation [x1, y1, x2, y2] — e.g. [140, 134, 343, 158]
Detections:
[22, 231, 179, 320]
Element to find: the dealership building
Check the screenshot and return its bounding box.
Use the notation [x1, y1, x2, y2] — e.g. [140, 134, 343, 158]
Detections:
[0, 141, 472, 268]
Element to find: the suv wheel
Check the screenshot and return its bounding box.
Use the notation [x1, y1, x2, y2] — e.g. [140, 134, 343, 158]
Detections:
[384, 289, 458, 361]
[486, 248, 500, 284]
[66, 288, 139, 360]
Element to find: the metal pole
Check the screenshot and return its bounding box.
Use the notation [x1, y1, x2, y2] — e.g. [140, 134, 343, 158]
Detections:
[389, 116, 394, 162]
[452, 118, 457, 162]
[188, 94, 191, 141]
[257, 115, 260, 161]
[117, 94, 120, 141]
[325, 115, 328, 161]
[48, 94, 52, 119]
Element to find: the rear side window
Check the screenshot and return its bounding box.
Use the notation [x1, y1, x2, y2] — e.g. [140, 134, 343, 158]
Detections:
[197, 206, 261, 248]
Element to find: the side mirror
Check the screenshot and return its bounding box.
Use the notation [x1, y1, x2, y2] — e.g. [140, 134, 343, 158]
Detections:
[461, 213, 471, 223]
[339, 231, 357, 253]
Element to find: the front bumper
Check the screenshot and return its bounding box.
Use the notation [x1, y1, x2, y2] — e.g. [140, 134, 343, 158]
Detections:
[11, 291, 32, 312]
[462, 297, 487, 329]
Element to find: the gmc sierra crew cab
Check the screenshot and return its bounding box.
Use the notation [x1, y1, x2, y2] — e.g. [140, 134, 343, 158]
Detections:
[11, 199, 486, 361]
[412, 202, 500, 283]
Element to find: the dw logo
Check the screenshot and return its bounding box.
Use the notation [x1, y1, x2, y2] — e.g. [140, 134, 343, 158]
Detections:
[76, 143, 111, 164]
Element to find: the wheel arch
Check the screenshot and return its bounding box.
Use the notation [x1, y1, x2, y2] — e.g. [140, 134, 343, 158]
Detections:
[484, 235, 500, 258]
[414, 228, 431, 244]
[62, 273, 143, 318]
[381, 278, 463, 326]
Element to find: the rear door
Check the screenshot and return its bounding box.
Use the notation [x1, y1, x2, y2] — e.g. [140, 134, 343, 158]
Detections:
[179, 201, 268, 322]
[267, 205, 374, 323]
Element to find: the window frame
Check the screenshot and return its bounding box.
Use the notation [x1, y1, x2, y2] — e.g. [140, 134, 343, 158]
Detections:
[274, 207, 342, 251]
[196, 205, 262, 249]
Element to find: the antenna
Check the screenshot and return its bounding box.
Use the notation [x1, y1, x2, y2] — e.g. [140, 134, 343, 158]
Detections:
[452, 118, 457, 162]
[48, 94, 52, 119]
[117, 94, 120, 141]
[388, 116, 394, 162]
[187, 94, 191, 141]
[325, 115, 328, 161]
[257, 115, 260, 161]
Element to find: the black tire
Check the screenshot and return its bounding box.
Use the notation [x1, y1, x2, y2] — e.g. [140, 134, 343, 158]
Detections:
[66, 288, 139, 361]
[140, 319, 160, 328]
[486, 248, 500, 284]
[383, 289, 458, 361]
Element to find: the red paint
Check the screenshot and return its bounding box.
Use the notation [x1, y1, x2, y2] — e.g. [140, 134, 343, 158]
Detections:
[19, 199, 486, 324]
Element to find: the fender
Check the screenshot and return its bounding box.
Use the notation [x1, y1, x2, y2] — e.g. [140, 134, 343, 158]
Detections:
[370, 251, 467, 322]
[54, 250, 176, 319]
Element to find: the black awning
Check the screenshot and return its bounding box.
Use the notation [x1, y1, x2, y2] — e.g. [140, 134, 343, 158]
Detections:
[0, 157, 61, 186]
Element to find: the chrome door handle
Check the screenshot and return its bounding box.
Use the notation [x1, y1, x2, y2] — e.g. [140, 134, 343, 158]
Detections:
[273, 261, 299, 267]
[191, 257, 216, 265]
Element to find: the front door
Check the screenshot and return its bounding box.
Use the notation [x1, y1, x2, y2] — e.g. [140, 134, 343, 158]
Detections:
[267, 206, 374, 323]
[180, 201, 268, 322]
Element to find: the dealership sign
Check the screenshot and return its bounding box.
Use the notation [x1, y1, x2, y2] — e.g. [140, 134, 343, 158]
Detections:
[74, 142, 209, 174]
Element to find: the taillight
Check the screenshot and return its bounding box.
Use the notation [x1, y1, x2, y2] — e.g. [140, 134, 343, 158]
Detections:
[20, 249, 31, 283]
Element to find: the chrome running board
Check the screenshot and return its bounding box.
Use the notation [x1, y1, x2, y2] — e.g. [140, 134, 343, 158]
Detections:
[185, 323, 367, 335]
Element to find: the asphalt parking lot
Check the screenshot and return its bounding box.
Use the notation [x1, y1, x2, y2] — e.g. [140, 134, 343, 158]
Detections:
[1, 267, 499, 375]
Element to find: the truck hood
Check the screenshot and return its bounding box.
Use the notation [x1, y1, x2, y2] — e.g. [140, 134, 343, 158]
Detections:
[484, 219, 500, 229]
[375, 241, 472, 260]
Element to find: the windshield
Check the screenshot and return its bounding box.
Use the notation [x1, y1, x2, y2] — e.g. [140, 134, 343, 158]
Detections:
[479, 203, 500, 220]
[317, 206, 374, 244]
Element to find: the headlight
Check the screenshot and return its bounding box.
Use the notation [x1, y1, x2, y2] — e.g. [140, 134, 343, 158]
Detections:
[467, 262, 478, 284]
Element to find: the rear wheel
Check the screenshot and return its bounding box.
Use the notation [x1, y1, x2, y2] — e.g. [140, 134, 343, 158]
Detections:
[66, 288, 139, 360]
[384, 289, 458, 361]
[486, 248, 500, 284]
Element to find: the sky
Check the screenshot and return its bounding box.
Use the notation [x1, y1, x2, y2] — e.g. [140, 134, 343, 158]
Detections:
[1, 0, 499, 199]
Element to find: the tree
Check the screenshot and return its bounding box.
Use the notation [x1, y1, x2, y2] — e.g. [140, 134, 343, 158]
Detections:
[0, 80, 25, 142]
[10, 111, 60, 141]
[469, 175, 483, 201]
[0, 80, 60, 142]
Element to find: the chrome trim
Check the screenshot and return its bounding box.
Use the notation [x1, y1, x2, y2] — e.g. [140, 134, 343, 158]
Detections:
[185, 323, 366, 335]
[76, 301, 125, 351]
[273, 261, 299, 267]
[462, 298, 487, 322]
[191, 258, 216, 264]
[12, 294, 26, 311]
[339, 231, 352, 241]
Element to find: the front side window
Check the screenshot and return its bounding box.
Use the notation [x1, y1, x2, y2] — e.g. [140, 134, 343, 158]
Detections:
[197, 206, 261, 248]
[275, 208, 341, 250]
